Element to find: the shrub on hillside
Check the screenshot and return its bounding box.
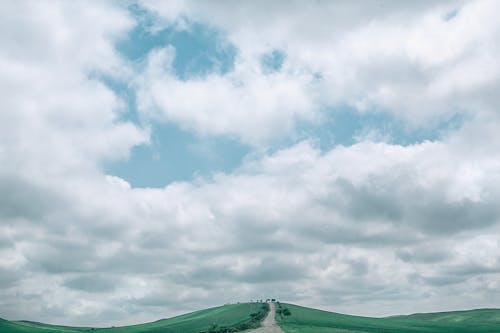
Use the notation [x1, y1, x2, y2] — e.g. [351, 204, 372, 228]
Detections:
[199, 304, 269, 333]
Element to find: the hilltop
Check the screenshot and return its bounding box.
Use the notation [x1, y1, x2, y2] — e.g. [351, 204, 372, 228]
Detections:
[2, 302, 500, 333]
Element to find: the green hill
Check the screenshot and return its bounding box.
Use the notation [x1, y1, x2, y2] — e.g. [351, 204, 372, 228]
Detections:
[393, 308, 500, 324]
[3, 302, 500, 333]
[275, 303, 500, 333]
[1, 302, 268, 333]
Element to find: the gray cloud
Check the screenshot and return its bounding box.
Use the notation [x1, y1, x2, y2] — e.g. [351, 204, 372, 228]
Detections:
[63, 275, 117, 293]
[172, 257, 308, 288]
[0, 236, 13, 249]
[396, 247, 451, 264]
[0, 267, 22, 289]
[445, 263, 500, 276]
[237, 258, 308, 283]
[414, 200, 499, 234]
[27, 240, 100, 274]
[300, 223, 419, 246]
[0, 175, 62, 220]
[332, 175, 500, 235]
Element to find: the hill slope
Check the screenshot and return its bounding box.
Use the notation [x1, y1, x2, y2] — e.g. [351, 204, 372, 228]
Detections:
[4, 302, 500, 333]
[275, 303, 500, 333]
[1, 302, 268, 333]
[393, 308, 500, 324]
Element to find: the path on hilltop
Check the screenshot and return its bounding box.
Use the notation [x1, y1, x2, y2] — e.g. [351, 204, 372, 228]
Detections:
[247, 302, 284, 333]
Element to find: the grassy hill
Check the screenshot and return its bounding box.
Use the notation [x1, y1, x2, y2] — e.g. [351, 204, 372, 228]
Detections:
[3, 301, 500, 333]
[275, 303, 500, 333]
[393, 308, 500, 324]
[1, 302, 268, 333]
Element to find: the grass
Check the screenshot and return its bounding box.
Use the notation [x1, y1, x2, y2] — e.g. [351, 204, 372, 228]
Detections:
[392, 308, 500, 324]
[4, 301, 500, 333]
[275, 303, 500, 333]
[1, 302, 269, 333]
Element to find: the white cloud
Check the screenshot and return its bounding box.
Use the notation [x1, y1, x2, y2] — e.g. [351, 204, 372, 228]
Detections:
[136, 46, 316, 145]
[0, 0, 148, 178]
[1, 0, 500, 327]
[2, 136, 500, 324]
[140, 0, 500, 135]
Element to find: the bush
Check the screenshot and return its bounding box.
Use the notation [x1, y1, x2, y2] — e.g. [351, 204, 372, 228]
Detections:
[200, 304, 269, 333]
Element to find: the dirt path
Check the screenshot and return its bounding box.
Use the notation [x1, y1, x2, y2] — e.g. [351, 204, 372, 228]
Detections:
[247, 302, 285, 333]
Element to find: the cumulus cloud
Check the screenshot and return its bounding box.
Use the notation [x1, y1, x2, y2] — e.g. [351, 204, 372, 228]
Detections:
[140, 0, 500, 137]
[5, 138, 499, 324]
[1, 0, 500, 328]
[0, 0, 148, 178]
[136, 46, 316, 145]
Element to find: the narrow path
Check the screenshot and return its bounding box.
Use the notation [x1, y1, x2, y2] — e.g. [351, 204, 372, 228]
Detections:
[247, 302, 285, 333]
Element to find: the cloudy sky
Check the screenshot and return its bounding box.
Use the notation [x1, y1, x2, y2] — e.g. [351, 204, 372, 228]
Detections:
[1, 0, 500, 327]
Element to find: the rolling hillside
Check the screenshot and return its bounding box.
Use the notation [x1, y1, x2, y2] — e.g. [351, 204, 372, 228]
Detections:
[275, 303, 500, 333]
[1, 302, 268, 333]
[3, 302, 500, 333]
[393, 308, 500, 324]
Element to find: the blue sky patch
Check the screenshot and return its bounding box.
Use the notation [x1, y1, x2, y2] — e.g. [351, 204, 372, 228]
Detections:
[104, 122, 250, 188]
[95, 74, 140, 124]
[105, 5, 465, 188]
[261, 49, 285, 73]
[103, 5, 246, 187]
[169, 23, 237, 79]
[296, 106, 464, 151]
[117, 4, 236, 80]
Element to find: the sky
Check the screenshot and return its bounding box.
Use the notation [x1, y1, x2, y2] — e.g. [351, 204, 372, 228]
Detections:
[1, 0, 500, 327]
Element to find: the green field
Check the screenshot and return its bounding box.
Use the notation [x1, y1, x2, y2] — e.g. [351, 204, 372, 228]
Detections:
[3, 302, 500, 333]
[275, 303, 500, 333]
[0, 302, 268, 333]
